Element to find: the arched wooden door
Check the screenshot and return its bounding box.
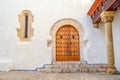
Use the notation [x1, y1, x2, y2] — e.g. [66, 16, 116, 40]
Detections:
[56, 25, 80, 61]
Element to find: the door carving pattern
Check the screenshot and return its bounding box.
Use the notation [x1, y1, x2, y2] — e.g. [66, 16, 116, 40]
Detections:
[56, 25, 80, 61]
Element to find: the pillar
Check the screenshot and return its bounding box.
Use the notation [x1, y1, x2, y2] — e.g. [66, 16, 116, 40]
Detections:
[100, 11, 117, 74]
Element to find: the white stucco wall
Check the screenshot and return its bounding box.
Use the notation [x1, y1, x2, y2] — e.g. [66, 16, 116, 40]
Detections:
[85, 23, 107, 64]
[0, 0, 118, 71]
[113, 7, 120, 71]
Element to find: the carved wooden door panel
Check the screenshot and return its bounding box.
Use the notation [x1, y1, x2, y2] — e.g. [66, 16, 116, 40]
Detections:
[56, 25, 80, 61]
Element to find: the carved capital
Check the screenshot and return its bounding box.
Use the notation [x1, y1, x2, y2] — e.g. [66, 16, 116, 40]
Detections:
[100, 11, 115, 23]
[93, 23, 99, 28]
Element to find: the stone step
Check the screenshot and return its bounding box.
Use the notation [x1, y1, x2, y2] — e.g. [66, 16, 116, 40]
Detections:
[41, 69, 62, 73]
[40, 63, 107, 73]
[40, 67, 107, 73]
[49, 64, 79, 69]
[41, 68, 80, 73]
[49, 64, 107, 69]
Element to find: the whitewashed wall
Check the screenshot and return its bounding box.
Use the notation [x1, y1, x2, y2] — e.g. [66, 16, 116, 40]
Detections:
[113, 7, 120, 71]
[0, 0, 119, 71]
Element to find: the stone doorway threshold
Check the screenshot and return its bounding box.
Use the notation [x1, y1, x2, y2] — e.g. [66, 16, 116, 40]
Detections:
[52, 61, 81, 65]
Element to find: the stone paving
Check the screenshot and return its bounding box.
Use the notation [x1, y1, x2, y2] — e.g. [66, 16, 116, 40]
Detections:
[0, 71, 120, 80]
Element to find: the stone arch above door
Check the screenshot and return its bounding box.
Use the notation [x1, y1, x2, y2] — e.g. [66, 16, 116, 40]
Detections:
[50, 18, 86, 62]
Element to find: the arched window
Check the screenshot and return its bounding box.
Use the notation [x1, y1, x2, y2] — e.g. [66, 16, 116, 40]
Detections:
[17, 10, 34, 41]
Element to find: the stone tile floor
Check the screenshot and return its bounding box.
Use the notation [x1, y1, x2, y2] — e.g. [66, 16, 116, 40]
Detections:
[0, 71, 120, 80]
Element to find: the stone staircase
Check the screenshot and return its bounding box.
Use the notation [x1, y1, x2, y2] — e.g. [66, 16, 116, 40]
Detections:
[40, 62, 107, 73]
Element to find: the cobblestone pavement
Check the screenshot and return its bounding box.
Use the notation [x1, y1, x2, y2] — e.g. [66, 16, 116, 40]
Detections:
[0, 71, 120, 80]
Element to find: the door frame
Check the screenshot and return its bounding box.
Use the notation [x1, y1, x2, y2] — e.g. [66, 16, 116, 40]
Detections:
[50, 18, 86, 63]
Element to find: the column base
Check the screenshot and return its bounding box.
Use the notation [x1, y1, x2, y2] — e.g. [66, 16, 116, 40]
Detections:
[107, 67, 117, 74]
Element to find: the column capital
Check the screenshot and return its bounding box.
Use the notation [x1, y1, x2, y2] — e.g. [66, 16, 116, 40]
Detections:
[100, 11, 115, 23]
[93, 23, 99, 28]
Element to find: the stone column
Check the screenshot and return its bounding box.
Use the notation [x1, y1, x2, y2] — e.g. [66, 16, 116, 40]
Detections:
[100, 11, 117, 74]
